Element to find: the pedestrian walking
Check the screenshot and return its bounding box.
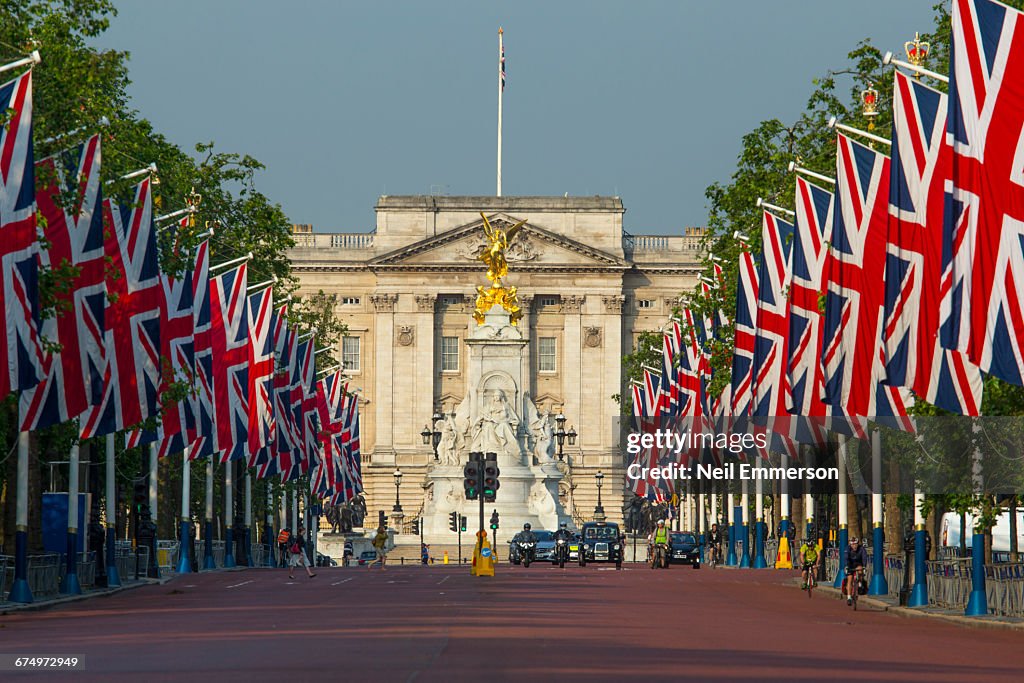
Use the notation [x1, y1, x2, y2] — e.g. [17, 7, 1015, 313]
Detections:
[288, 525, 317, 579]
[421, 543, 432, 565]
[277, 527, 291, 568]
[368, 526, 389, 570]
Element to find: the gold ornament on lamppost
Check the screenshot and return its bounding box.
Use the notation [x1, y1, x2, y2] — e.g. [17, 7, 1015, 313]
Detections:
[184, 186, 202, 229]
[473, 212, 526, 325]
[861, 83, 879, 131]
[905, 32, 930, 79]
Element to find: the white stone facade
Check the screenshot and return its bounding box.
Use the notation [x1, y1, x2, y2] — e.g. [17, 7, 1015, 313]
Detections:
[288, 196, 703, 532]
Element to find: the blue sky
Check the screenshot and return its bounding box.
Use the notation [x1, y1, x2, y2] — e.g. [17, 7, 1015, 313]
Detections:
[97, 1, 938, 235]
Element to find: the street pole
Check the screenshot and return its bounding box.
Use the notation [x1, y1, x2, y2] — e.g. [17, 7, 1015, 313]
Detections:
[149, 443, 158, 532]
[780, 450, 791, 541]
[726, 491, 737, 566]
[177, 444, 193, 574]
[8, 432, 32, 603]
[105, 433, 121, 586]
[740, 478, 751, 567]
[909, 486, 928, 607]
[224, 461, 236, 567]
[265, 481, 275, 568]
[753, 453, 767, 568]
[868, 429, 887, 596]
[835, 436, 849, 589]
[244, 469, 252, 567]
[60, 443, 82, 594]
[203, 458, 216, 569]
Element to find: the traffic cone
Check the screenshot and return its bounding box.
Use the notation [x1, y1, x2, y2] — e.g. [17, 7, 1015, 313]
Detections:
[776, 535, 793, 569]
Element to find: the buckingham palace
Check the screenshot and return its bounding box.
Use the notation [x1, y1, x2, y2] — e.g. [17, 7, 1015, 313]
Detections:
[287, 195, 704, 530]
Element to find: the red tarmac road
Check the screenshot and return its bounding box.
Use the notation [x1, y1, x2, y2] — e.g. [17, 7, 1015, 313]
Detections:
[2, 563, 1022, 682]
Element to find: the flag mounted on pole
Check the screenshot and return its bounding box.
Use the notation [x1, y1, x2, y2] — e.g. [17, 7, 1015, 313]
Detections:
[941, 0, 1024, 386]
[20, 134, 105, 429]
[210, 262, 249, 462]
[191, 239, 216, 460]
[0, 70, 43, 397]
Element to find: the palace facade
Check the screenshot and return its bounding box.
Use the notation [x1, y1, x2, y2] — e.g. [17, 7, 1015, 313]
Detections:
[287, 196, 703, 530]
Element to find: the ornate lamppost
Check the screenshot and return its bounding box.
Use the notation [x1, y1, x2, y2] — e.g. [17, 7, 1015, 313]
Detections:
[421, 410, 443, 460]
[392, 468, 403, 513]
[594, 470, 606, 522]
[554, 411, 577, 462]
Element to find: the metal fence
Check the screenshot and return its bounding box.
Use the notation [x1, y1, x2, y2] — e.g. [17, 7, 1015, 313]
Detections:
[926, 560, 1024, 617]
[56, 552, 97, 589]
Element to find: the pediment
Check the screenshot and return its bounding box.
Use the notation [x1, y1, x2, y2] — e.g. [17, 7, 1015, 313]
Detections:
[369, 214, 627, 271]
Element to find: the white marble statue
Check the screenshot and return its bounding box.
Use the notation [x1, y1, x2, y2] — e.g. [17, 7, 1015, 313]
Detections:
[438, 413, 464, 466]
[529, 404, 555, 463]
[470, 389, 520, 457]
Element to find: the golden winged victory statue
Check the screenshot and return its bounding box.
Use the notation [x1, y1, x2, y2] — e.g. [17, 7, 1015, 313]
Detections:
[473, 212, 527, 325]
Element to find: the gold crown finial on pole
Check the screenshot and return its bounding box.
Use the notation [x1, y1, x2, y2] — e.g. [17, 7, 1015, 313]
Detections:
[861, 83, 879, 130]
[185, 186, 202, 228]
[904, 32, 930, 79]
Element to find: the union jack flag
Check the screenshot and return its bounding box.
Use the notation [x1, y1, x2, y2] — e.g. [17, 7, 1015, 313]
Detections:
[266, 304, 294, 477]
[0, 71, 43, 397]
[731, 242, 759, 417]
[79, 178, 162, 438]
[210, 263, 249, 462]
[247, 287, 275, 471]
[941, 0, 1024, 386]
[823, 134, 913, 425]
[312, 371, 345, 497]
[154, 245, 197, 458]
[20, 135, 105, 429]
[333, 391, 363, 503]
[627, 378, 667, 503]
[191, 240, 216, 460]
[885, 70, 982, 414]
[285, 338, 316, 481]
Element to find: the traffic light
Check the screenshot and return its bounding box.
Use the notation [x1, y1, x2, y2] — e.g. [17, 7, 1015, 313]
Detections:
[464, 456, 481, 500]
[490, 509, 499, 530]
[483, 452, 499, 502]
[378, 509, 388, 530]
[460, 515, 467, 533]
[133, 479, 147, 515]
[449, 511, 459, 533]
[411, 519, 419, 535]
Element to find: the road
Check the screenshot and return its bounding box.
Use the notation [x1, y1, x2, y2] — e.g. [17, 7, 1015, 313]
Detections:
[2, 563, 1021, 682]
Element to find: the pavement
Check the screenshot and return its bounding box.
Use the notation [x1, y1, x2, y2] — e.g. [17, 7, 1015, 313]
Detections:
[2, 563, 1023, 682]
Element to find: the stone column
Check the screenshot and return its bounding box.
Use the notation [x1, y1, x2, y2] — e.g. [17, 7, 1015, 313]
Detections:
[517, 295, 533, 401]
[560, 295, 584, 461]
[414, 294, 438, 455]
[371, 293, 399, 463]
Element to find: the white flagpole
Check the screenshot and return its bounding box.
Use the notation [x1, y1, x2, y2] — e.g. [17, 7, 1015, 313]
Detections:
[497, 27, 503, 197]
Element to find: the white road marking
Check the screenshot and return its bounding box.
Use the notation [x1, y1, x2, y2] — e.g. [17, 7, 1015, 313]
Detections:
[226, 580, 254, 589]
[436, 575, 451, 586]
[331, 577, 354, 586]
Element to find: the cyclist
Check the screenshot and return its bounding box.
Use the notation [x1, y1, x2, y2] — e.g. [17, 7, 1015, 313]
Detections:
[843, 536, 868, 605]
[707, 523, 722, 566]
[649, 520, 670, 567]
[799, 538, 820, 590]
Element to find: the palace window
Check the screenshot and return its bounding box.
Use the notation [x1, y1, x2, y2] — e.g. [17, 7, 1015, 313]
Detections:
[637, 299, 654, 309]
[539, 337, 557, 373]
[441, 336, 459, 372]
[342, 336, 360, 372]
[341, 297, 360, 306]
[538, 296, 559, 308]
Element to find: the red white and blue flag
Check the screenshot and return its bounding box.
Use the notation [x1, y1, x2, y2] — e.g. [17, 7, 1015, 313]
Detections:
[246, 287, 275, 473]
[154, 243, 197, 457]
[823, 134, 912, 426]
[267, 304, 295, 478]
[885, 70, 982, 414]
[79, 178, 162, 438]
[210, 263, 249, 462]
[940, 0, 1024, 386]
[334, 391, 364, 503]
[285, 338, 316, 481]
[731, 242, 759, 417]
[20, 135, 105, 429]
[0, 71, 43, 397]
[191, 240, 216, 460]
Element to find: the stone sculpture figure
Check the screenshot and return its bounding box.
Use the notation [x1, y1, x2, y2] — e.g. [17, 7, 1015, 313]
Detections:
[530, 405, 555, 463]
[438, 412, 464, 466]
[470, 389, 520, 457]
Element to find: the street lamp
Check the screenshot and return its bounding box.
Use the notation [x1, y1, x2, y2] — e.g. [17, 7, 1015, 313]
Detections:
[392, 468, 403, 513]
[421, 410, 443, 460]
[594, 470, 606, 521]
[554, 411, 577, 461]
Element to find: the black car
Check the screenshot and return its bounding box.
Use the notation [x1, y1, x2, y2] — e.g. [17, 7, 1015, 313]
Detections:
[669, 531, 700, 568]
[578, 522, 623, 569]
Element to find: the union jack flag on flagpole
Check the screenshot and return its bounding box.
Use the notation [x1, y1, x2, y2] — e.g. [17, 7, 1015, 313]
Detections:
[823, 133, 913, 426]
[20, 134, 105, 430]
[285, 338, 316, 481]
[191, 239, 216, 460]
[210, 263, 249, 462]
[246, 287, 275, 472]
[885, 70, 982, 414]
[333, 391, 363, 503]
[752, 210, 800, 457]
[267, 304, 295, 478]
[731, 240, 759, 417]
[79, 178, 162, 438]
[940, 0, 1024, 386]
[0, 70, 43, 397]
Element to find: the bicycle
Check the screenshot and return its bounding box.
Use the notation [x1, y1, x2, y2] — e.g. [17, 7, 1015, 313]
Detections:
[707, 543, 721, 569]
[844, 566, 865, 610]
[802, 563, 818, 597]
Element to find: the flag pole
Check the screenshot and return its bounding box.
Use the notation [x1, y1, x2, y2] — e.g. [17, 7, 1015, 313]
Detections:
[497, 27, 503, 197]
